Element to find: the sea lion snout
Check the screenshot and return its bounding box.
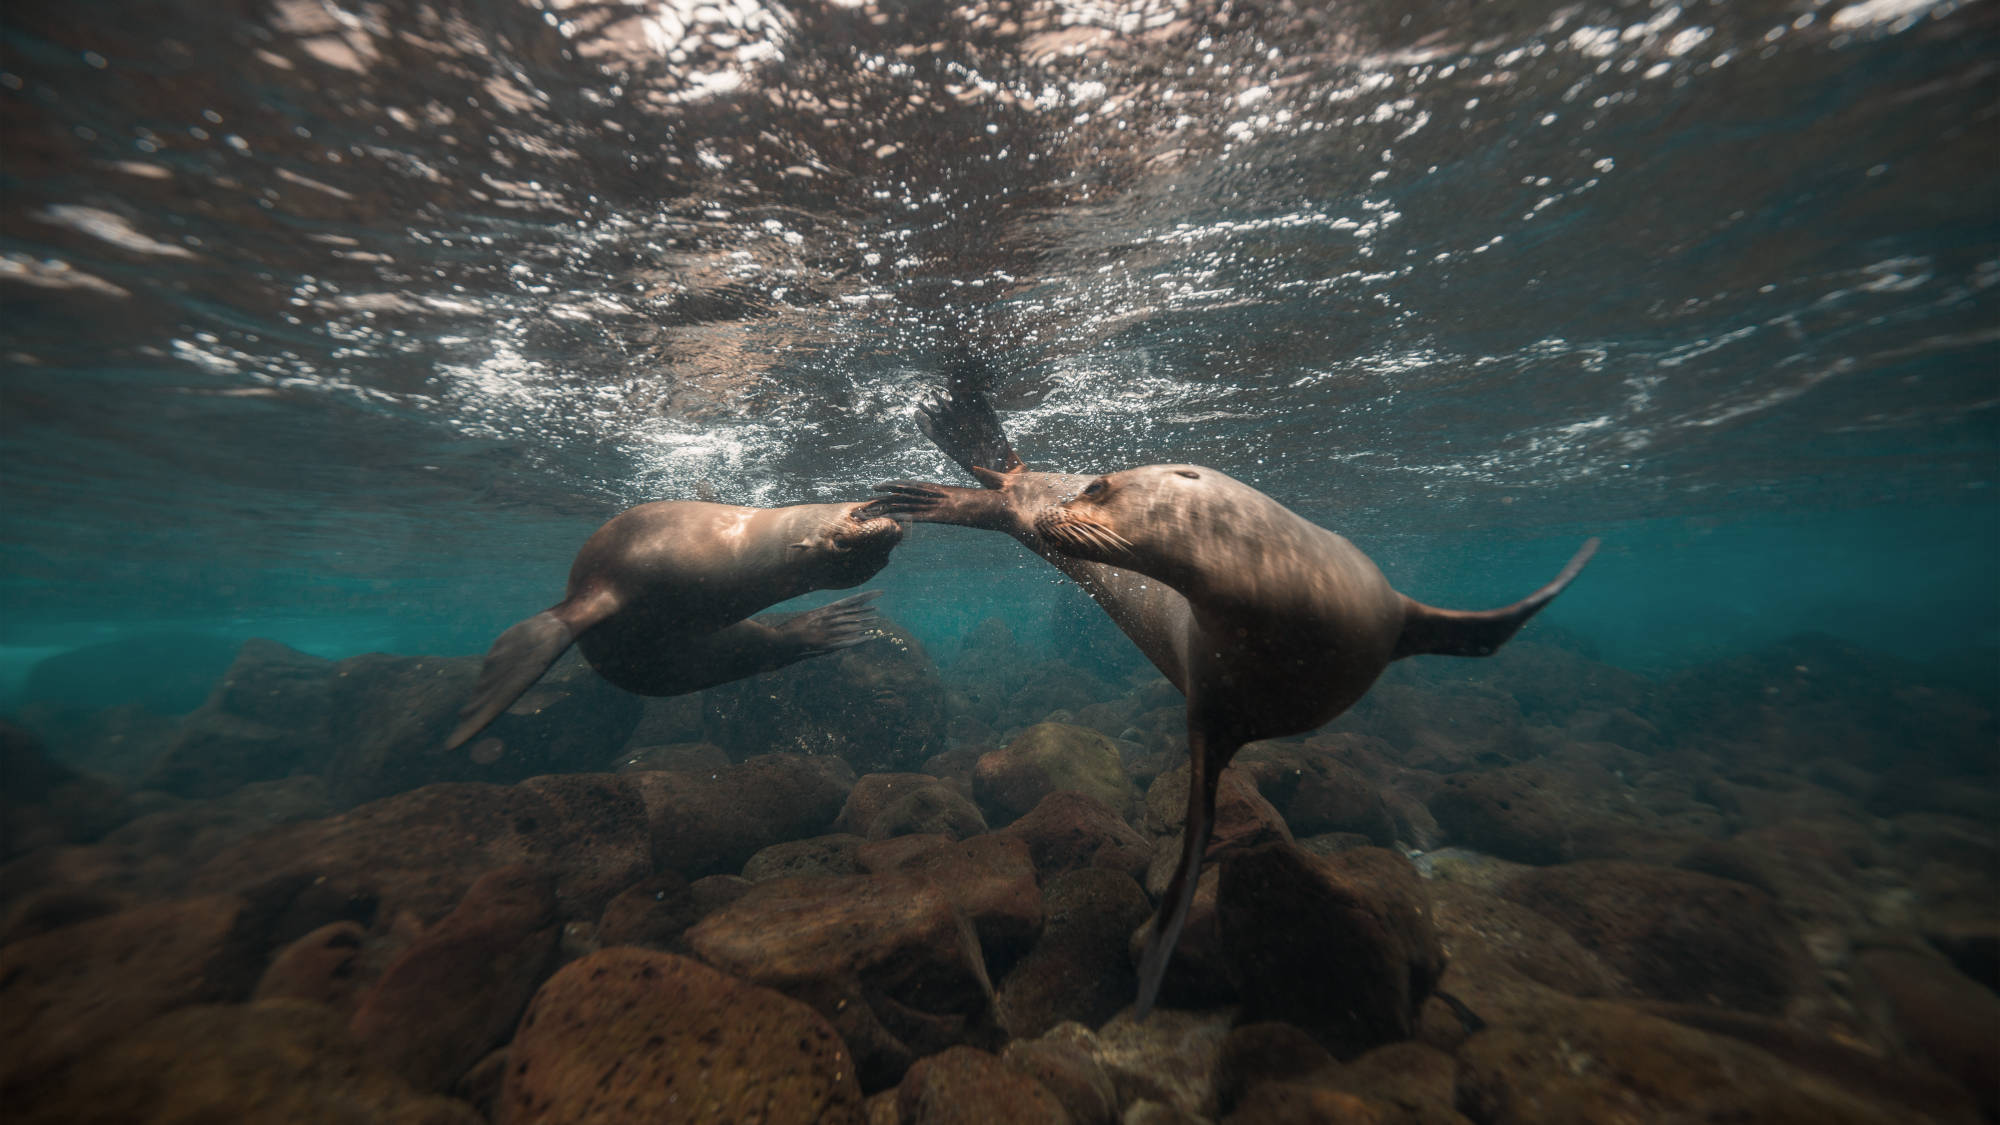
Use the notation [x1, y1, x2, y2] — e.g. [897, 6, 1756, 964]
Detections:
[1033, 502, 1134, 562]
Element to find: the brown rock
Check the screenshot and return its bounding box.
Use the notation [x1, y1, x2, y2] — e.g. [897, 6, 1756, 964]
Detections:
[743, 833, 867, 881]
[974, 722, 1139, 825]
[1211, 1022, 1335, 1117]
[350, 865, 559, 1091]
[1218, 844, 1445, 1057]
[1426, 880, 1628, 999]
[1002, 1032, 1119, 1125]
[1145, 768, 1292, 897]
[1086, 1009, 1236, 1118]
[837, 772, 988, 840]
[1501, 860, 1820, 1016]
[594, 872, 697, 951]
[1457, 995, 1927, 1125]
[996, 868, 1152, 1038]
[897, 1046, 1072, 1124]
[16, 1000, 482, 1124]
[631, 752, 853, 877]
[858, 833, 1046, 968]
[1855, 947, 2000, 1118]
[0, 893, 281, 1095]
[191, 776, 649, 929]
[498, 948, 863, 1124]
[686, 872, 997, 1089]
[995, 790, 1150, 881]
[0, 723, 130, 858]
[253, 920, 369, 1012]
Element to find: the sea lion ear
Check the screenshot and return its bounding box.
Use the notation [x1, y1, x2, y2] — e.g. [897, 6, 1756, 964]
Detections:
[787, 539, 813, 551]
[1175, 470, 1200, 480]
[968, 465, 1017, 490]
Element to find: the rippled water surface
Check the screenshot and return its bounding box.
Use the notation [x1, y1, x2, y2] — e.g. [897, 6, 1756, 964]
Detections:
[2, 0, 1995, 673]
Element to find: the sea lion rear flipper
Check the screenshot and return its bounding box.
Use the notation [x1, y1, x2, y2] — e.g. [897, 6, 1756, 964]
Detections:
[1393, 537, 1600, 660]
[1133, 732, 1225, 1019]
[914, 379, 1024, 479]
[444, 593, 613, 750]
[787, 590, 885, 656]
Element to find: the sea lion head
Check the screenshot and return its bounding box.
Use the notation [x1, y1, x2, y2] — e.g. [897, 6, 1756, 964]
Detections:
[1035, 463, 1231, 578]
[791, 501, 907, 585]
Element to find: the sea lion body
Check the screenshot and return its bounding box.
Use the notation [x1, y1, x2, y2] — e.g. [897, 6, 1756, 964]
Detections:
[446, 499, 902, 750]
[1037, 462, 1598, 1015]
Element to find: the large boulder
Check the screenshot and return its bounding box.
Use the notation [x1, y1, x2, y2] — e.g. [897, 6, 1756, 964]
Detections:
[0, 893, 292, 1097]
[996, 868, 1152, 1039]
[632, 753, 853, 877]
[1217, 844, 1445, 1057]
[0, 723, 130, 858]
[16, 1000, 481, 1125]
[350, 865, 560, 1092]
[191, 775, 650, 928]
[855, 833, 1045, 970]
[994, 791, 1151, 881]
[1143, 767, 1291, 898]
[686, 872, 999, 1089]
[974, 723, 1140, 825]
[497, 948, 864, 1124]
[141, 639, 338, 798]
[835, 772, 987, 841]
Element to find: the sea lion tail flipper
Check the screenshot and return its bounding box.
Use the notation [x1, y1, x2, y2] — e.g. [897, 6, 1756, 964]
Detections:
[1392, 537, 1601, 660]
[789, 590, 885, 656]
[444, 593, 611, 750]
[1133, 734, 1224, 1020]
[914, 380, 1024, 479]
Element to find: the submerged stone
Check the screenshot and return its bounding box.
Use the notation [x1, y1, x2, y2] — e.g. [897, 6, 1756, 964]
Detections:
[497, 947, 863, 1124]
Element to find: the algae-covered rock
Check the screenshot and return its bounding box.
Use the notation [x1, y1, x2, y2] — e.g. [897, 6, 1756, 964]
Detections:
[498, 947, 863, 1124]
[836, 772, 987, 841]
[974, 722, 1139, 825]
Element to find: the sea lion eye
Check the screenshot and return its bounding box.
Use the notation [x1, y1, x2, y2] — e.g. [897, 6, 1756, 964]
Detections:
[1081, 480, 1107, 498]
[1176, 470, 1200, 480]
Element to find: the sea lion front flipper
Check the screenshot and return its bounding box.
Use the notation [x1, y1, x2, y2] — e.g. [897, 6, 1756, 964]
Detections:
[862, 481, 1014, 530]
[1133, 730, 1226, 1020]
[444, 591, 616, 751]
[1392, 537, 1600, 660]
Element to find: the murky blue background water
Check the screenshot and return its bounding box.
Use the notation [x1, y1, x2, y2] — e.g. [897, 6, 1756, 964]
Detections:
[2, 0, 1994, 705]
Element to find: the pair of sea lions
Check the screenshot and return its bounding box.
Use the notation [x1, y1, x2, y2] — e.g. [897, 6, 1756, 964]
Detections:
[864, 379, 1596, 1017]
[448, 376, 1596, 1020]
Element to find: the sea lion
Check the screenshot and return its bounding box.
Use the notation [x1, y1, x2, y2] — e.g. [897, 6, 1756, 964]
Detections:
[445, 499, 904, 751]
[1035, 463, 1598, 1016]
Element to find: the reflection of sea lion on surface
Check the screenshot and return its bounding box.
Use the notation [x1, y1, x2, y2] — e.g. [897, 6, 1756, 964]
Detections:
[866, 375, 1595, 1017]
[445, 499, 904, 752]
